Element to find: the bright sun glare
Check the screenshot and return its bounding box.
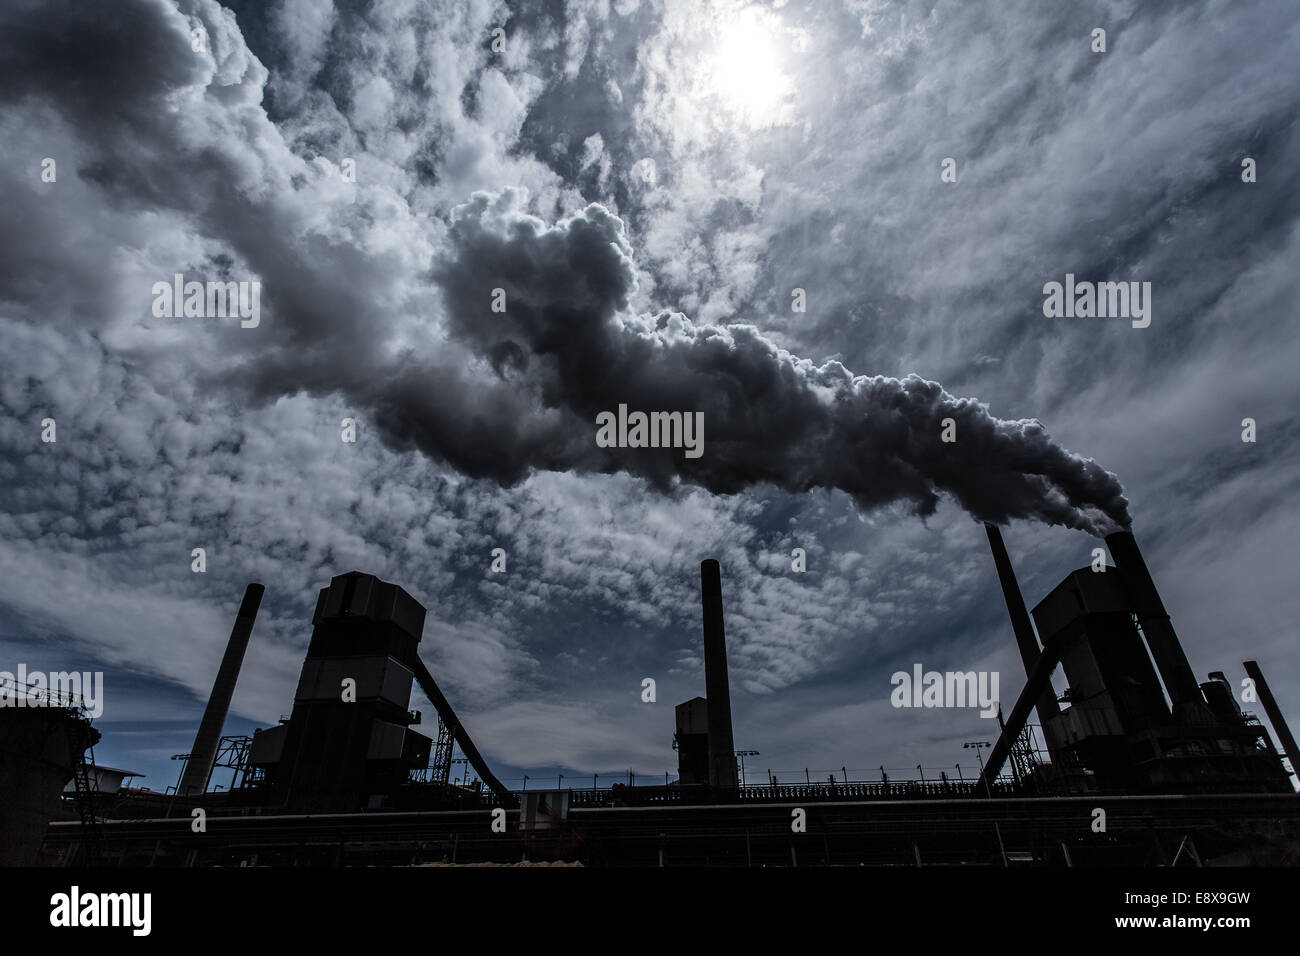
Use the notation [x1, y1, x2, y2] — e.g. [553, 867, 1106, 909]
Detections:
[706, 9, 793, 127]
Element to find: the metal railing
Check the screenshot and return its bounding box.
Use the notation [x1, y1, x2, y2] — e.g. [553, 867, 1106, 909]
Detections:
[0, 676, 91, 715]
[394, 775, 1026, 810]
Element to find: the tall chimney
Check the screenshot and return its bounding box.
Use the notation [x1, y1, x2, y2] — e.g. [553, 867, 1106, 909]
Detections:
[1243, 661, 1300, 788]
[700, 560, 738, 789]
[985, 524, 1062, 737]
[1104, 531, 1211, 723]
[179, 583, 264, 797]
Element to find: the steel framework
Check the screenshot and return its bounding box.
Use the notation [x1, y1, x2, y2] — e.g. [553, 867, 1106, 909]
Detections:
[430, 716, 457, 787]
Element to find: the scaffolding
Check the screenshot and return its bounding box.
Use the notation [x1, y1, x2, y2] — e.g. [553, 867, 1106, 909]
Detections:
[1008, 723, 1041, 788]
[214, 734, 260, 790]
[430, 715, 458, 787]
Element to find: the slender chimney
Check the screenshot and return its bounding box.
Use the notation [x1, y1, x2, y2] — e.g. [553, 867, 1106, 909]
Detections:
[700, 560, 738, 789]
[1243, 661, 1300, 788]
[179, 583, 264, 796]
[985, 524, 1062, 735]
[1104, 531, 1211, 723]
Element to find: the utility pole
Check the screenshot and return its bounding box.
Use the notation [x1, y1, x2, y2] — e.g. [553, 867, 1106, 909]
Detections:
[734, 750, 759, 788]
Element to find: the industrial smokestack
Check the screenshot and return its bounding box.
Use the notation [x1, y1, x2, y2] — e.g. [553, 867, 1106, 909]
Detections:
[985, 524, 1062, 735]
[1103, 531, 1211, 724]
[700, 560, 738, 789]
[1243, 661, 1300, 788]
[179, 583, 264, 797]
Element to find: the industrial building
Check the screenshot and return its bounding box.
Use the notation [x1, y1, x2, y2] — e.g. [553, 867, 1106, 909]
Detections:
[0, 691, 99, 866]
[975, 529, 1294, 799]
[12, 526, 1300, 866]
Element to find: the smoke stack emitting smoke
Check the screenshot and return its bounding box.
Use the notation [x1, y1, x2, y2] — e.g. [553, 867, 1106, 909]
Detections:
[380, 190, 1130, 535]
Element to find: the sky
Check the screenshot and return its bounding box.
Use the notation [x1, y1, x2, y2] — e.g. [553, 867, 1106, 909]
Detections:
[1, 0, 1298, 794]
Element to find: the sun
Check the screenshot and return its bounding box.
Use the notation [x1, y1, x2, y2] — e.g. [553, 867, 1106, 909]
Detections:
[705, 8, 794, 127]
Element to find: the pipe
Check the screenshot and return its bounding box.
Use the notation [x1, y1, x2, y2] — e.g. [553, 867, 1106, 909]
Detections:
[977, 634, 1066, 794]
[1243, 661, 1300, 789]
[701, 559, 738, 789]
[411, 656, 513, 801]
[179, 583, 264, 796]
[985, 524, 1062, 736]
[1103, 531, 1211, 723]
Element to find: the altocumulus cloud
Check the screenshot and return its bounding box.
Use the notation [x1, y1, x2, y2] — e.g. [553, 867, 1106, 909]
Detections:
[1, 0, 1130, 538]
[2, 0, 1298, 786]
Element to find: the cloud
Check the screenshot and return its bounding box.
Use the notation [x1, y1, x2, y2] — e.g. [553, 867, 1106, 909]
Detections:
[1, 0, 1297, 789]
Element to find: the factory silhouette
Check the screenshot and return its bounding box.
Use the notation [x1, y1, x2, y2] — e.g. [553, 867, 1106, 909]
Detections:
[5, 526, 1299, 867]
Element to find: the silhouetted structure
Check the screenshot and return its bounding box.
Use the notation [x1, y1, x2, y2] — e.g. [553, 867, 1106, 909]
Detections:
[1244, 660, 1300, 784]
[674, 696, 710, 785]
[1105, 531, 1216, 726]
[178, 583, 263, 797]
[0, 703, 99, 866]
[27, 529, 1300, 867]
[246, 572, 509, 811]
[249, 573, 431, 811]
[986, 524, 1062, 763]
[979, 529, 1293, 795]
[700, 560, 739, 788]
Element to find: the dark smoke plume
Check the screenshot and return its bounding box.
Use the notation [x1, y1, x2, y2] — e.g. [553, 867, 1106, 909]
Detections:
[0, 0, 1129, 535]
[374, 190, 1131, 535]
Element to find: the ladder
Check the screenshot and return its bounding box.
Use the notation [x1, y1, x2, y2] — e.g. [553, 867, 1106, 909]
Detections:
[68, 724, 102, 866]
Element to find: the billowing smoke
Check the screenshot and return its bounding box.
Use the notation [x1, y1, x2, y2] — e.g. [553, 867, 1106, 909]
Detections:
[0, 1, 1130, 536]
[373, 190, 1130, 535]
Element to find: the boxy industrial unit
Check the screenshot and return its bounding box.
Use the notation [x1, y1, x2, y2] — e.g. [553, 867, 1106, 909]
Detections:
[250, 572, 432, 811]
